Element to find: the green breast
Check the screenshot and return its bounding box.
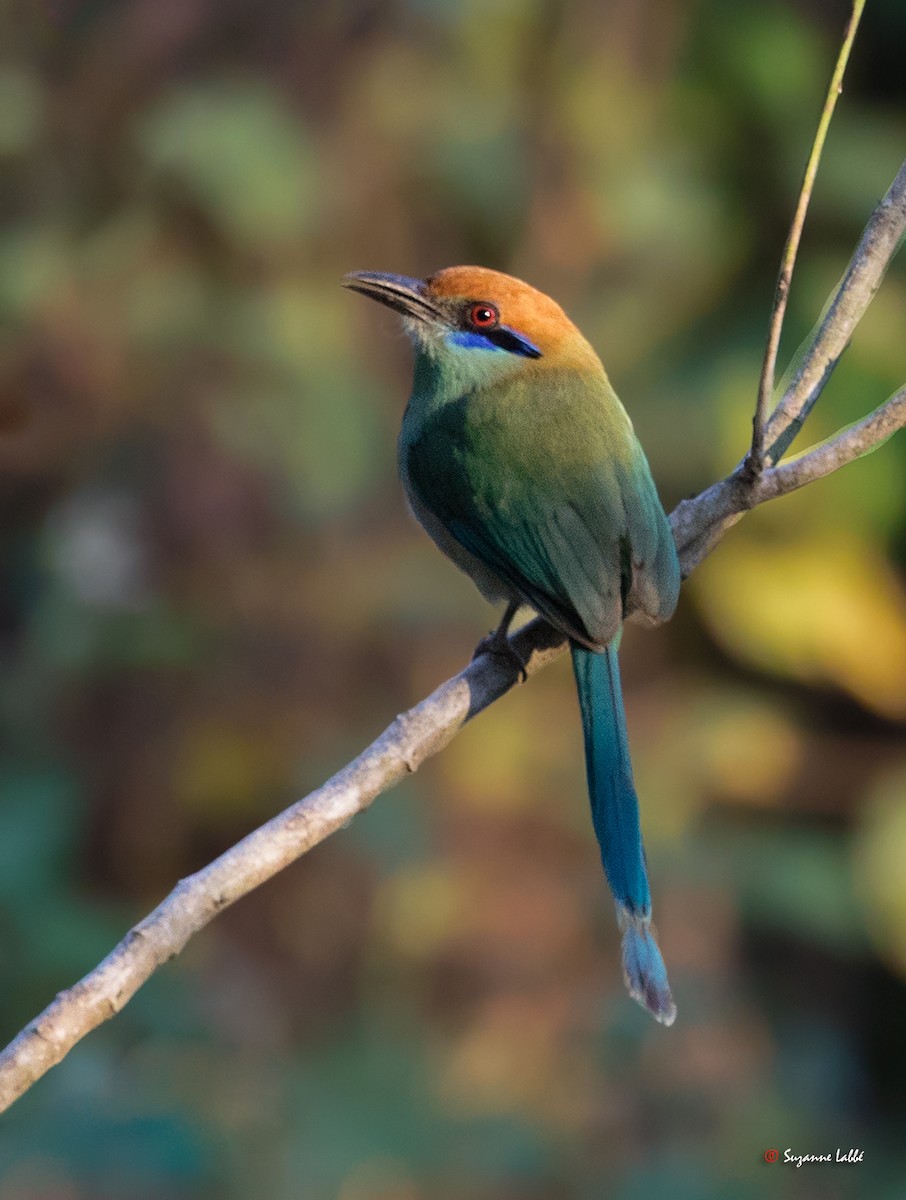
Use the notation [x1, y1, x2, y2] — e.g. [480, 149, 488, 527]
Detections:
[402, 362, 678, 645]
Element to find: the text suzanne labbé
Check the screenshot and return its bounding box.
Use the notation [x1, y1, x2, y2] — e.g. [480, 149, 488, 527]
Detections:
[783, 1149, 864, 1168]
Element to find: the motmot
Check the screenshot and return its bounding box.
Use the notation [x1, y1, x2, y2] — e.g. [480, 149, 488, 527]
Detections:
[343, 266, 680, 1024]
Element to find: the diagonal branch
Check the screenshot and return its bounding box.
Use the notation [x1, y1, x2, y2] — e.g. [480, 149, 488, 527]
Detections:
[764, 383, 906, 497]
[672, 383, 906, 576]
[2, 380, 904, 1113]
[1, 164, 905, 1119]
[670, 156, 906, 578]
[763, 156, 906, 463]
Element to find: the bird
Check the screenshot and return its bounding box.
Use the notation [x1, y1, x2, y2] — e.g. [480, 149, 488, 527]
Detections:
[343, 266, 680, 1024]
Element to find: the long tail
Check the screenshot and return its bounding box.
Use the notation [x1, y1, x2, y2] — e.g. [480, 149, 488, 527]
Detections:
[571, 642, 675, 1025]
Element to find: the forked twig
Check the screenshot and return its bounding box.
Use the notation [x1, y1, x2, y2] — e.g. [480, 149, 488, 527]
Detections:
[747, 0, 867, 474]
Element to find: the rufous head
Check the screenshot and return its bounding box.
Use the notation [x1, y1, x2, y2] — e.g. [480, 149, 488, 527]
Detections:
[343, 265, 601, 375]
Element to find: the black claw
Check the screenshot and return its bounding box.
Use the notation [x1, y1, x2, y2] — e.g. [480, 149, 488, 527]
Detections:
[472, 630, 528, 681]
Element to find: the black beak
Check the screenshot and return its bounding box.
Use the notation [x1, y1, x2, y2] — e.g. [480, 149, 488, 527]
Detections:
[341, 271, 444, 325]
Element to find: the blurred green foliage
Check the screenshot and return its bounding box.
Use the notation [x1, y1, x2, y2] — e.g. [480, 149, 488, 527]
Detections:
[1, 1, 905, 1197]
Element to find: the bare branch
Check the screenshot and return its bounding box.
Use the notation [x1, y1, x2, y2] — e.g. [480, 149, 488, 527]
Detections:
[672, 158, 906, 578]
[3, 380, 903, 1111]
[0, 619, 567, 1113]
[673, 384, 906, 576]
[765, 383, 906, 498]
[748, 0, 866, 472]
[1, 160, 905, 1117]
[764, 156, 906, 462]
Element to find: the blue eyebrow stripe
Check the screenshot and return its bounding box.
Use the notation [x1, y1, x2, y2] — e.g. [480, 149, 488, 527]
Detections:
[449, 331, 500, 351]
[447, 327, 542, 358]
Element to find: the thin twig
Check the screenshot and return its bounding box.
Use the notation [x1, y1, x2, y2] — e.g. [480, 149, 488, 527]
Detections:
[763, 156, 906, 462]
[765, 383, 906, 497]
[673, 383, 906, 577]
[747, 0, 866, 474]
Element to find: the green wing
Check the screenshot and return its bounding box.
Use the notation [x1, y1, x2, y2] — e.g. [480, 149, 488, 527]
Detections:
[405, 368, 679, 648]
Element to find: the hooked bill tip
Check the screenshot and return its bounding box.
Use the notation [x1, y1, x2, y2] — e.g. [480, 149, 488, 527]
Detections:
[341, 269, 424, 292]
[341, 270, 442, 325]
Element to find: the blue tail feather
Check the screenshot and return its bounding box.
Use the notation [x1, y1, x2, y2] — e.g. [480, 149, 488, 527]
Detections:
[571, 642, 675, 1025]
[619, 906, 676, 1026]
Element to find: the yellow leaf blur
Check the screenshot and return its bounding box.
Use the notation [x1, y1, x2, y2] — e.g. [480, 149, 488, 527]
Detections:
[694, 532, 906, 719]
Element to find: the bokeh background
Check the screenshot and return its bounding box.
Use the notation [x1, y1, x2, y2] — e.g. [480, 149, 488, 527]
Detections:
[2, 0, 906, 1196]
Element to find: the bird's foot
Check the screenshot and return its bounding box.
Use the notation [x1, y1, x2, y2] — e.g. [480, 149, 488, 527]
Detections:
[472, 627, 528, 682]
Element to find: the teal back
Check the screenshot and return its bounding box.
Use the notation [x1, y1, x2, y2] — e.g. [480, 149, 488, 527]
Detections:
[402, 359, 679, 648]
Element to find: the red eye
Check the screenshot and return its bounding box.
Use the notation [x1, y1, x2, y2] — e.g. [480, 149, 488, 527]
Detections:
[469, 303, 498, 329]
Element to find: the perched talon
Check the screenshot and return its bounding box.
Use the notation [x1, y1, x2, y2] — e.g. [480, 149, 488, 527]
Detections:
[470, 601, 526, 679]
[472, 629, 528, 681]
